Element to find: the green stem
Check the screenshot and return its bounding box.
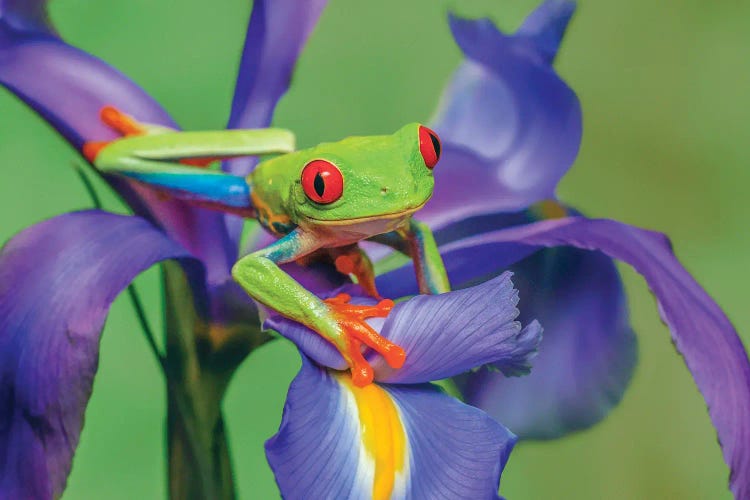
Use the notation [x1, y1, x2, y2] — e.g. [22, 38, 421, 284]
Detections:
[161, 262, 271, 500]
[162, 262, 236, 500]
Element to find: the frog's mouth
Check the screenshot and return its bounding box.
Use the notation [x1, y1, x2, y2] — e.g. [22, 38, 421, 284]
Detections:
[305, 200, 428, 226]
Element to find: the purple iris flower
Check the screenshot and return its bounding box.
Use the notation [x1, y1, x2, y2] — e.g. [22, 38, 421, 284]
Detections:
[373, 1, 750, 497]
[1, 0, 748, 499]
[0, 0, 542, 498]
[263, 276, 541, 498]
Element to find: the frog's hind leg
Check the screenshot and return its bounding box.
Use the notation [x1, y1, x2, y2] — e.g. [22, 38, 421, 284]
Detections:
[83, 105, 295, 165]
[81, 106, 296, 215]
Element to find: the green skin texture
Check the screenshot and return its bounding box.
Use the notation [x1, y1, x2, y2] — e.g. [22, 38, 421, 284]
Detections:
[94, 122, 450, 374]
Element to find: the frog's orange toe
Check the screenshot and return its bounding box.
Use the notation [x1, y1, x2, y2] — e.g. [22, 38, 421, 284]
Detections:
[346, 340, 375, 387]
[324, 294, 405, 385]
[100, 105, 145, 136]
[382, 344, 406, 369]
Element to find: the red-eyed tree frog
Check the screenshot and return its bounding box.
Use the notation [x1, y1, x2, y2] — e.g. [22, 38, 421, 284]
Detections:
[85, 107, 450, 386]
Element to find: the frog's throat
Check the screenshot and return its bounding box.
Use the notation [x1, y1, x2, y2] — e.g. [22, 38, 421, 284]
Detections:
[304, 200, 428, 226]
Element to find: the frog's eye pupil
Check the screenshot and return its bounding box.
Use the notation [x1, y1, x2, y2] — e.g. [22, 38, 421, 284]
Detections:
[430, 133, 441, 159]
[301, 159, 344, 204]
[314, 172, 326, 197]
[418, 125, 441, 169]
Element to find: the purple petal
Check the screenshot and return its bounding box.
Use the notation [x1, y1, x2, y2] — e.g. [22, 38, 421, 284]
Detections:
[423, 7, 581, 225]
[456, 246, 637, 439]
[223, 0, 326, 177]
[439, 216, 750, 498]
[387, 383, 515, 499]
[0, 210, 202, 499]
[0, 9, 238, 282]
[265, 275, 542, 385]
[373, 273, 542, 384]
[0, 10, 175, 148]
[515, 0, 576, 64]
[0, 0, 54, 34]
[266, 356, 515, 499]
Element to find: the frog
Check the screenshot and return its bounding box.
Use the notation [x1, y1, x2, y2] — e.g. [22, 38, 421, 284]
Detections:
[85, 106, 450, 386]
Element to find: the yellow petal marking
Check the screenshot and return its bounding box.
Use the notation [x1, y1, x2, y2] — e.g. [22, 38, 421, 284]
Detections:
[337, 374, 407, 500]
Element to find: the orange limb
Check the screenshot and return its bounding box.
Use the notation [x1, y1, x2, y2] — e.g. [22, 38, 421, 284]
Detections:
[323, 293, 405, 387]
[331, 245, 381, 299]
[83, 105, 146, 162]
[100, 105, 146, 136]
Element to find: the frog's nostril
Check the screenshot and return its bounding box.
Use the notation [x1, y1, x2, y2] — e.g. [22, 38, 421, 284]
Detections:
[380, 187, 388, 195]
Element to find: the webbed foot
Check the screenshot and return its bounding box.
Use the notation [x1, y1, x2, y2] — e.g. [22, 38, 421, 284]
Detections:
[324, 293, 405, 387]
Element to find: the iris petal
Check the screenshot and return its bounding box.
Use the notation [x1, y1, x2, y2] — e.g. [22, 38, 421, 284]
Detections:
[456, 246, 637, 439]
[423, 4, 581, 226]
[0, 210, 203, 499]
[266, 357, 515, 499]
[372, 273, 542, 384]
[436, 216, 750, 498]
[265, 274, 541, 384]
[223, 0, 327, 177]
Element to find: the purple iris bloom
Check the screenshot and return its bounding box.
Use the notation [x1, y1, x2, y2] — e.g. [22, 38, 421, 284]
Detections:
[1, 0, 748, 499]
[374, 1, 750, 497]
[264, 276, 541, 498]
[0, 0, 542, 498]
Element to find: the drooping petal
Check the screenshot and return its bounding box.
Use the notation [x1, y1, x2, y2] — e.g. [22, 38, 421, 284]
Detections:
[223, 0, 327, 177]
[0, 3, 236, 283]
[434, 216, 750, 498]
[0, 210, 203, 499]
[266, 356, 515, 499]
[456, 246, 637, 440]
[423, 3, 580, 226]
[372, 273, 541, 384]
[0, 5, 176, 149]
[265, 275, 542, 384]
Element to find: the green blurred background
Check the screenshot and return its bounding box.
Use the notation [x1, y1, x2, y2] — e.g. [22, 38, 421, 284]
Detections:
[1, 0, 748, 498]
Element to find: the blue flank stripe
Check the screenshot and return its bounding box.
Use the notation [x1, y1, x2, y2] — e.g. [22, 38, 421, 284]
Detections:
[125, 171, 251, 208]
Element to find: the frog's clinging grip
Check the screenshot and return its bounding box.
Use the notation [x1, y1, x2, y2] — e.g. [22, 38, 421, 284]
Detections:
[86, 107, 448, 386]
[232, 230, 405, 386]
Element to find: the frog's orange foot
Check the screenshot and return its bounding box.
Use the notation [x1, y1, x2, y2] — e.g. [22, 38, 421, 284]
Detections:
[324, 293, 405, 387]
[83, 106, 146, 162]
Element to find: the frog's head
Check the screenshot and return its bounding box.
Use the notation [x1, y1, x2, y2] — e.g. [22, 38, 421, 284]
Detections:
[288, 123, 441, 231]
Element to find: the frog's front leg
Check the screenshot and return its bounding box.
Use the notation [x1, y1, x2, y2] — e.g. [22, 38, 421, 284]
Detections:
[370, 218, 451, 295]
[232, 230, 406, 386]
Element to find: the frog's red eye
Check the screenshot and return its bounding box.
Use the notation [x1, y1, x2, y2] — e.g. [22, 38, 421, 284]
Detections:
[301, 159, 344, 204]
[418, 125, 441, 169]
